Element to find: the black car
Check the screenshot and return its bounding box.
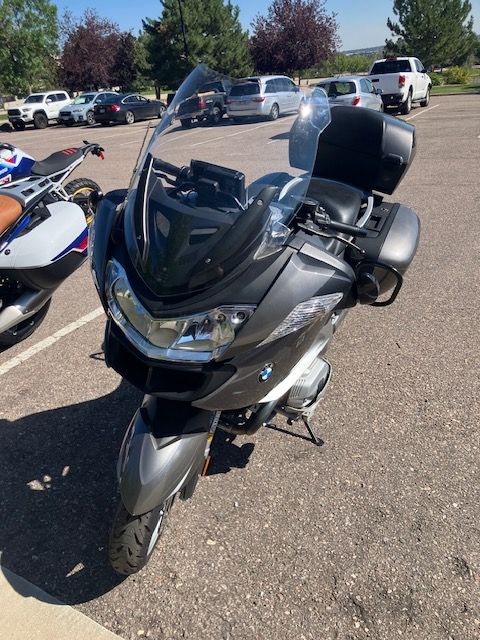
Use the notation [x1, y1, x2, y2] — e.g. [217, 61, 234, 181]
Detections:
[93, 94, 166, 125]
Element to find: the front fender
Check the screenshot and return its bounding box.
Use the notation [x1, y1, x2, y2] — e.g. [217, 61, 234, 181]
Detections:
[118, 395, 211, 516]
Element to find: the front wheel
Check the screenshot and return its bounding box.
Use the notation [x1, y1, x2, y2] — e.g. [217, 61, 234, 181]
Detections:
[12, 120, 26, 131]
[0, 298, 51, 349]
[86, 110, 95, 125]
[109, 497, 174, 575]
[64, 178, 101, 225]
[420, 88, 430, 107]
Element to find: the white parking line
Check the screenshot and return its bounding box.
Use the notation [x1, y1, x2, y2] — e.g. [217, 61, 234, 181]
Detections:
[405, 104, 440, 120]
[0, 307, 104, 376]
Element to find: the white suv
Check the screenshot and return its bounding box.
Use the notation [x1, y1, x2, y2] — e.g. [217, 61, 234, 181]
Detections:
[8, 91, 71, 130]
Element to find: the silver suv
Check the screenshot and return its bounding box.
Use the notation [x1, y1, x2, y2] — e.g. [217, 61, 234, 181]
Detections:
[59, 91, 119, 126]
[226, 76, 305, 122]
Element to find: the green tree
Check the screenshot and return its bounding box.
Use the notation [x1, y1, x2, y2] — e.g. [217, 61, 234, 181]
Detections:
[144, 0, 252, 90]
[385, 0, 477, 68]
[0, 0, 58, 96]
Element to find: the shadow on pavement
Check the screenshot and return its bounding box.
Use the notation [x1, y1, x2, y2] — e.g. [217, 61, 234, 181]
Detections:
[0, 379, 140, 604]
[0, 379, 256, 604]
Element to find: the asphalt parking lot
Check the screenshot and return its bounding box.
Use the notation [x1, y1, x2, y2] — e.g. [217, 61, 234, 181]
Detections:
[1, 96, 479, 640]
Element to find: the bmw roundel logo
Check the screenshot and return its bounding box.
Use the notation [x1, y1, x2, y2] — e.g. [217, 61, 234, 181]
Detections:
[259, 364, 274, 382]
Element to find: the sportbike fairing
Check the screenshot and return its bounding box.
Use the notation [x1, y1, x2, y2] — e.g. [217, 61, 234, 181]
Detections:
[123, 65, 331, 300]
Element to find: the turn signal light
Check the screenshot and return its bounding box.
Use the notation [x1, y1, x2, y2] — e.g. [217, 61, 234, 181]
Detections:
[352, 97, 361, 106]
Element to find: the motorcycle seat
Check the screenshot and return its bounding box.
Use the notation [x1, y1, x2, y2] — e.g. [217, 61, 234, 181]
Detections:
[0, 194, 22, 235]
[31, 148, 83, 177]
[307, 177, 363, 226]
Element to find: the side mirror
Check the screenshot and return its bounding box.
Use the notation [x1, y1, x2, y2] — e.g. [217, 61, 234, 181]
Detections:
[376, 88, 383, 95]
[46, 98, 52, 104]
[294, 86, 300, 92]
[421, 69, 427, 74]
[356, 262, 403, 306]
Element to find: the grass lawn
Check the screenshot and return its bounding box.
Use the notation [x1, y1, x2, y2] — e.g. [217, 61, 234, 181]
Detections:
[0, 112, 7, 121]
[432, 83, 480, 95]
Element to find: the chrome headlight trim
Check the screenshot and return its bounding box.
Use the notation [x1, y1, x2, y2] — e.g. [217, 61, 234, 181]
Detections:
[105, 259, 255, 362]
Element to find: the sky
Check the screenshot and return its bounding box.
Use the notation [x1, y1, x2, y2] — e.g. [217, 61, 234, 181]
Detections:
[54, 0, 480, 51]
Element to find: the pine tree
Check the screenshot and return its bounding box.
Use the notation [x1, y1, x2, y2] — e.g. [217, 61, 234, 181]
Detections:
[385, 0, 477, 68]
[143, 0, 252, 90]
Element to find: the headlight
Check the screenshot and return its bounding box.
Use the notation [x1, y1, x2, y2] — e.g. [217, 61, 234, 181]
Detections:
[22, 107, 32, 112]
[258, 293, 343, 346]
[72, 108, 81, 113]
[299, 102, 312, 118]
[105, 259, 255, 362]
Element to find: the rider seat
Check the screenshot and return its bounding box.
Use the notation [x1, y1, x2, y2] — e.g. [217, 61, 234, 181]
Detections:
[31, 148, 83, 177]
[0, 194, 23, 235]
[306, 177, 363, 226]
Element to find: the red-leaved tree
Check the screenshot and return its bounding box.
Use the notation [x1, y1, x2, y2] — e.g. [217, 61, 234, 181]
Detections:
[250, 0, 339, 80]
[60, 10, 124, 92]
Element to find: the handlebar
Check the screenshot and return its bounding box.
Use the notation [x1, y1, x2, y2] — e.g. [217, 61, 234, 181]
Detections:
[153, 158, 183, 177]
[322, 217, 368, 237]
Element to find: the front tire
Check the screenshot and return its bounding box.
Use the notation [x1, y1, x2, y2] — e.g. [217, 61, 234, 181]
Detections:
[125, 110, 135, 125]
[109, 497, 174, 575]
[33, 113, 48, 129]
[420, 87, 431, 107]
[0, 298, 51, 349]
[64, 177, 101, 225]
[86, 110, 95, 125]
[13, 120, 26, 131]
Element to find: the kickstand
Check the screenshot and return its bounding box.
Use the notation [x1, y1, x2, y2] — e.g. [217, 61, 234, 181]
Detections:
[302, 416, 324, 447]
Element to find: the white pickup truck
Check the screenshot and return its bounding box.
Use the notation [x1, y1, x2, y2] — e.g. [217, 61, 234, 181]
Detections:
[367, 57, 431, 115]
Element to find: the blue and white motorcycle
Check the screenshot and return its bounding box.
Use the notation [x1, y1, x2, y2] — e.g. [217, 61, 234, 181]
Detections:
[0, 141, 104, 225]
[0, 170, 100, 348]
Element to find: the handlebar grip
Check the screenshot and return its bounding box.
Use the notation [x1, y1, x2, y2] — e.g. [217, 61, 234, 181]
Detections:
[328, 219, 368, 237]
[153, 159, 182, 177]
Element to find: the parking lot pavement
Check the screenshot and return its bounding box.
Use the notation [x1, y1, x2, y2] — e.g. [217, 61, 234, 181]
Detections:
[1, 96, 479, 640]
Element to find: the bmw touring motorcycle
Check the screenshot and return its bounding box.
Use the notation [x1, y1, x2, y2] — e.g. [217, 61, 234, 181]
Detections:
[91, 66, 420, 575]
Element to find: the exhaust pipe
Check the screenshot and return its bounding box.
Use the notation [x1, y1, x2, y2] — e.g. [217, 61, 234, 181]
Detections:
[0, 288, 53, 333]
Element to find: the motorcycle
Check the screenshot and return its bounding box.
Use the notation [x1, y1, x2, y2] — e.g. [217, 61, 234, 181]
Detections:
[0, 141, 104, 225]
[90, 65, 420, 575]
[0, 172, 99, 347]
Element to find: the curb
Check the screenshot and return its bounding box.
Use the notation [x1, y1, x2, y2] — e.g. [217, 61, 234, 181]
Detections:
[0, 564, 124, 640]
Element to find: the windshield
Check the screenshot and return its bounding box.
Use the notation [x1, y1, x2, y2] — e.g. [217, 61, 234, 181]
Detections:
[25, 95, 44, 103]
[371, 60, 411, 74]
[72, 94, 95, 104]
[123, 65, 330, 298]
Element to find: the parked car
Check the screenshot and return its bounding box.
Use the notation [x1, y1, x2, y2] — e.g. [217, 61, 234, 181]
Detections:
[367, 56, 431, 114]
[93, 94, 166, 125]
[59, 91, 118, 126]
[7, 91, 71, 130]
[315, 76, 384, 111]
[177, 79, 232, 128]
[226, 76, 305, 122]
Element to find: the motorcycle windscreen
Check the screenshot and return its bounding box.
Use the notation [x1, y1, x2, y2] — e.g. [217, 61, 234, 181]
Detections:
[123, 65, 331, 298]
